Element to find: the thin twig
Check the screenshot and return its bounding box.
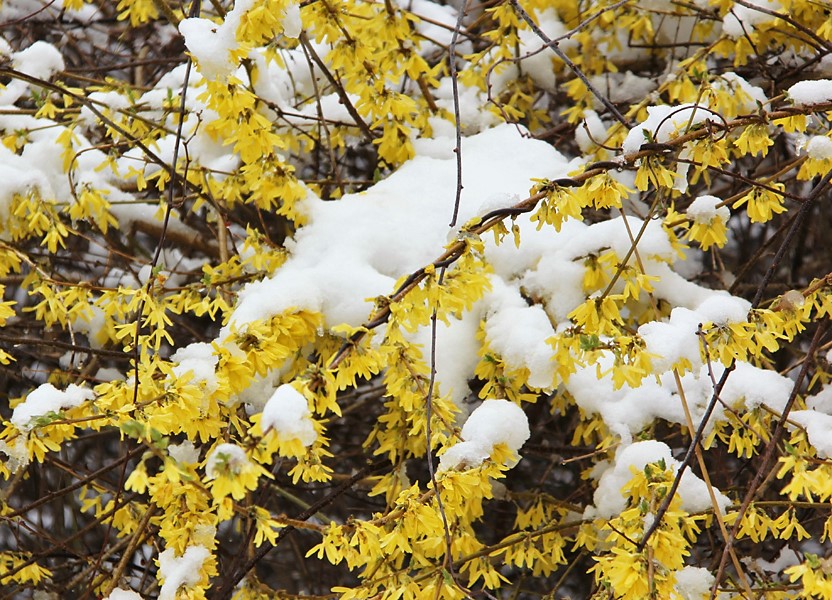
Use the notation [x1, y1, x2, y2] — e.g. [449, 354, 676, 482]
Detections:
[509, 0, 630, 127]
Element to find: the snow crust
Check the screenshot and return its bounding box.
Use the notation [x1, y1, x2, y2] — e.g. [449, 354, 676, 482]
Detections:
[440, 399, 530, 470]
[11, 383, 94, 431]
[158, 545, 211, 600]
[260, 384, 317, 446]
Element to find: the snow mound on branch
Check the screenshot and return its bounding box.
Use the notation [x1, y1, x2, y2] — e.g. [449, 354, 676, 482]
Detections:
[587, 440, 730, 518]
[787, 79, 832, 106]
[180, 0, 301, 80]
[104, 590, 144, 600]
[11, 383, 94, 431]
[260, 384, 317, 446]
[158, 545, 211, 600]
[723, 0, 781, 37]
[439, 399, 530, 470]
[226, 124, 571, 329]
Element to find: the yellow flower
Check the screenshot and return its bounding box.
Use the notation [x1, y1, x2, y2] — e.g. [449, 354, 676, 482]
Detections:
[582, 173, 632, 210]
[734, 123, 774, 156]
[732, 183, 787, 223]
[634, 156, 676, 191]
[204, 443, 269, 501]
[685, 195, 730, 249]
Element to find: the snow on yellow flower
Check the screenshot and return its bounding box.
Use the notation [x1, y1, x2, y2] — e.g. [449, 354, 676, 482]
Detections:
[798, 135, 832, 180]
[685, 194, 730, 249]
[733, 182, 787, 223]
[157, 544, 216, 600]
[204, 443, 268, 501]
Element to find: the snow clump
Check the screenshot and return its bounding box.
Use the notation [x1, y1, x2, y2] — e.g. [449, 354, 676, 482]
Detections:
[260, 384, 318, 446]
[11, 383, 94, 431]
[440, 399, 530, 471]
[158, 545, 212, 600]
[787, 79, 832, 107]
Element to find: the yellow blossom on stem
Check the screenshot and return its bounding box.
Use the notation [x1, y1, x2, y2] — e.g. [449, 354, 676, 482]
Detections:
[685, 194, 730, 249]
[734, 123, 774, 156]
[732, 183, 787, 223]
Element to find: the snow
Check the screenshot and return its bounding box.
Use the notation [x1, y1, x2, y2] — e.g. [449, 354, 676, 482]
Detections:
[260, 384, 317, 446]
[516, 9, 568, 91]
[158, 545, 211, 600]
[168, 440, 200, 464]
[11, 383, 94, 431]
[180, 0, 302, 79]
[409, 309, 481, 406]
[225, 124, 570, 331]
[589, 71, 657, 106]
[713, 73, 768, 113]
[623, 104, 717, 155]
[483, 278, 556, 389]
[172, 342, 220, 396]
[104, 590, 143, 600]
[405, 0, 460, 50]
[575, 110, 608, 153]
[587, 440, 730, 519]
[440, 399, 530, 470]
[686, 195, 729, 223]
[12, 40, 64, 79]
[743, 546, 800, 574]
[789, 411, 832, 459]
[179, 1, 254, 80]
[205, 443, 249, 479]
[805, 136, 832, 160]
[723, 0, 781, 37]
[567, 354, 791, 447]
[787, 79, 832, 107]
[674, 566, 715, 600]
[282, 2, 302, 39]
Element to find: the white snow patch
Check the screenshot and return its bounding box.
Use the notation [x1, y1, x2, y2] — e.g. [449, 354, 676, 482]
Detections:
[723, 0, 781, 37]
[805, 136, 832, 160]
[440, 399, 530, 470]
[168, 440, 200, 465]
[787, 79, 832, 107]
[158, 545, 211, 600]
[226, 124, 570, 332]
[483, 278, 556, 389]
[588, 440, 729, 518]
[172, 342, 220, 396]
[575, 110, 608, 153]
[686, 195, 729, 224]
[260, 384, 317, 446]
[205, 443, 249, 478]
[104, 589, 144, 600]
[789, 411, 832, 459]
[623, 104, 717, 155]
[179, 0, 256, 80]
[674, 566, 715, 600]
[11, 383, 94, 431]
